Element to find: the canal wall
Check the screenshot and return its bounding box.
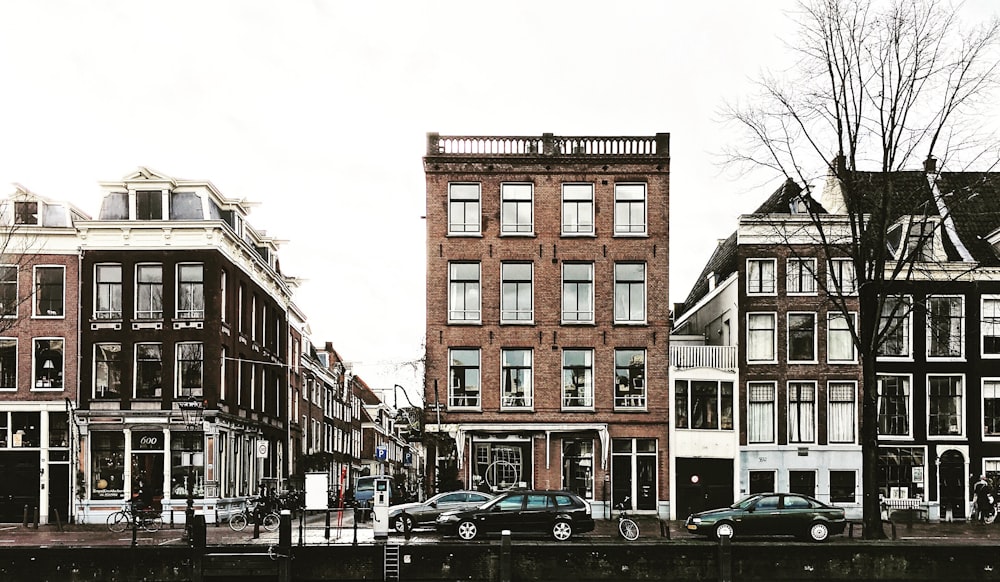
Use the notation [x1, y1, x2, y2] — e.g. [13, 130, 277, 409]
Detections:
[1, 541, 998, 581]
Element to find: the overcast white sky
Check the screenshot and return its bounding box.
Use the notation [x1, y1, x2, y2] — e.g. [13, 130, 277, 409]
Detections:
[1, 1, 997, 406]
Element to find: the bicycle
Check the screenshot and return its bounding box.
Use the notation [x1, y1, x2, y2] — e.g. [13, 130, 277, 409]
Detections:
[615, 496, 639, 540]
[229, 498, 280, 532]
[107, 501, 162, 533]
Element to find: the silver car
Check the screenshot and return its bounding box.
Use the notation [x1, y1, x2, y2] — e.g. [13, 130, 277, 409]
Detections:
[389, 490, 494, 532]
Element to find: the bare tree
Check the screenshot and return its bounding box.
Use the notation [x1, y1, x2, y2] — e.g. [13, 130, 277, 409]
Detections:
[723, 0, 1000, 539]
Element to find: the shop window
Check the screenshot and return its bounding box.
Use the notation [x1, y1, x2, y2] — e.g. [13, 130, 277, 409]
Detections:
[171, 432, 204, 499]
[92, 432, 125, 500]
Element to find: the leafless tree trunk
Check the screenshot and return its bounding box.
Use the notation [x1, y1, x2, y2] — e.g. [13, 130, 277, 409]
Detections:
[723, 0, 1000, 539]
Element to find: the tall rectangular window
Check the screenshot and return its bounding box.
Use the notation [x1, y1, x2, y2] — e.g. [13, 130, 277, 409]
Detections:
[94, 264, 122, 319]
[786, 258, 816, 294]
[135, 264, 163, 319]
[177, 263, 204, 320]
[94, 343, 122, 399]
[33, 338, 63, 390]
[788, 381, 816, 443]
[176, 342, 204, 398]
[746, 259, 776, 295]
[828, 382, 857, 443]
[878, 375, 911, 436]
[747, 313, 776, 362]
[448, 262, 480, 323]
[828, 258, 857, 295]
[500, 183, 533, 234]
[748, 382, 775, 443]
[34, 266, 64, 317]
[614, 349, 646, 409]
[448, 348, 480, 408]
[983, 296, 1000, 356]
[614, 263, 645, 323]
[927, 296, 964, 359]
[675, 379, 733, 430]
[878, 296, 912, 358]
[562, 184, 594, 235]
[562, 349, 593, 409]
[220, 270, 227, 323]
[985, 380, 1000, 437]
[0, 265, 17, 318]
[0, 338, 14, 390]
[614, 183, 646, 235]
[448, 183, 481, 234]
[135, 344, 162, 399]
[788, 313, 816, 362]
[828, 312, 856, 362]
[562, 439, 594, 500]
[501, 349, 532, 408]
[501, 263, 533, 323]
[562, 263, 594, 323]
[928, 375, 963, 436]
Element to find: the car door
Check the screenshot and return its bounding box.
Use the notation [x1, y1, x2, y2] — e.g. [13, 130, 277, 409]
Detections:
[520, 493, 553, 533]
[481, 494, 525, 534]
[779, 494, 814, 534]
[418, 493, 465, 523]
[740, 494, 781, 535]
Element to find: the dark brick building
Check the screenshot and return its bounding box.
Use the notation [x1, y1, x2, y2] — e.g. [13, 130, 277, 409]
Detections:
[423, 133, 671, 517]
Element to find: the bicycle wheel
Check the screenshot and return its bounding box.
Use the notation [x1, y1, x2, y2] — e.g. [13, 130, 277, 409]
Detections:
[144, 515, 163, 532]
[230, 513, 248, 531]
[619, 517, 639, 541]
[262, 512, 280, 531]
[107, 511, 129, 533]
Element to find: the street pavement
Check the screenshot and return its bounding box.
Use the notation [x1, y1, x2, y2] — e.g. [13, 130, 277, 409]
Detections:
[1, 515, 999, 548]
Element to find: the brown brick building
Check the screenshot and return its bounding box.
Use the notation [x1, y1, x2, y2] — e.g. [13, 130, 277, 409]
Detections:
[423, 133, 671, 517]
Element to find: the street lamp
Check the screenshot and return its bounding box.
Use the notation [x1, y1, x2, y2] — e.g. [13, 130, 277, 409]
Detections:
[178, 397, 204, 543]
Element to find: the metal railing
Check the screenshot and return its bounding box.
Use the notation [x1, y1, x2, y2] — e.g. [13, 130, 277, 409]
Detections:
[427, 133, 669, 158]
[670, 345, 738, 371]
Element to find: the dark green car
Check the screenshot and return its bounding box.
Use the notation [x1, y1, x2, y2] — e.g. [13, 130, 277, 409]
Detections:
[685, 492, 846, 542]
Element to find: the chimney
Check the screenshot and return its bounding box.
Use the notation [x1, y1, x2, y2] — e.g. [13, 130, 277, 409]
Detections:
[924, 155, 938, 174]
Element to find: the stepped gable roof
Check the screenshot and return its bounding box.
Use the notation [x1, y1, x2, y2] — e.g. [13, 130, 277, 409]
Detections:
[935, 172, 1000, 266]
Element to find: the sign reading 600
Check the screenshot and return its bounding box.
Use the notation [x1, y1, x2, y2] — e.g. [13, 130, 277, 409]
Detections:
[133, 432, 162, 450]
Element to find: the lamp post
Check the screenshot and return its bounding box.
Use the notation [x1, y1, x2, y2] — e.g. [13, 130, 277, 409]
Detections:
[178, 397, 204, 543]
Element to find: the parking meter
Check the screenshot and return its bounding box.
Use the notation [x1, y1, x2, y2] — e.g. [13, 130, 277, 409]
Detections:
[373, 477, 391, 539]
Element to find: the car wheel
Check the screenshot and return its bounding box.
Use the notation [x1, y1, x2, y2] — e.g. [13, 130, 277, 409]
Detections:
[808, 521, 829, 542]
[714, 522, 735, 540]
[394, 514, 414, 533]
[552, 520, 573, 541]
[457, 520, 478, 540]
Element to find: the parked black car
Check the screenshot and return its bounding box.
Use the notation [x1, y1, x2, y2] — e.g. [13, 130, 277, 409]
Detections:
[435, 490, 595, 541]
[684, 492, 847, 542]
[389, 490, 494, 532]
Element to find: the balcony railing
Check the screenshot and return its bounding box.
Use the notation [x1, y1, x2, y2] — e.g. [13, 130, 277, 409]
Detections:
[670, 345, 738, 372]
[427, 133, 669, 159]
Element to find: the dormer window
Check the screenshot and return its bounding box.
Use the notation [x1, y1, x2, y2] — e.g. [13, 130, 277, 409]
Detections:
[887, 218, 938, 262]
[14, 202, 38, 225]
[789, 196, 809, 214]
[169, 192, 203, 220]
[136, 191, 163, 220]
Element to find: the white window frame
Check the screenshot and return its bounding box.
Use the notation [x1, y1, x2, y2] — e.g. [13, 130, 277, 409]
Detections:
[448, 348, 481, 410]
[448, 262, 481, 324]
[447, 183, 481, 235]
[747, 312, 777, 364]
[926, 295, 965, 361]
[827, 312, 857, 363]
[561, 262, 594, 324]
[985, 378, 1000, 441]
[32, 337, 64, 391]
[827, 381, 857, 444]
[787, 312, 818, 363]
[786, 257, 817, 295]
[94, 263, 123, 320]
[500, 183, 534, 235]
[561, 183, 594, 236]
[877, 374, 912, 439]
[983, 295, 1000, 358]
[613, 349, 647, 410]
[827, 258, 857, 296]
[562, 349, 594, 410]
[746, 258, 777, 296]
[0, 264, 17, 319]
[134, 343, 163, 399]
[613, 183, 647, 236]
[176, 263, 205, 320]
[500, 348, 533, 409]
[787, 381, 817, 444]
[747, 381, 776, 444]
[613, 262, 646, 324]
[33, 265, 65, 318]
[926, 373, 964, 438]
[877, 295, 913, 361]
[0, 337, 17, 391]
[500, 262, 533, 324]
[135, 263, 163, 320]
[175, 342, 204, 399]
[93, 342, 122, 399]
